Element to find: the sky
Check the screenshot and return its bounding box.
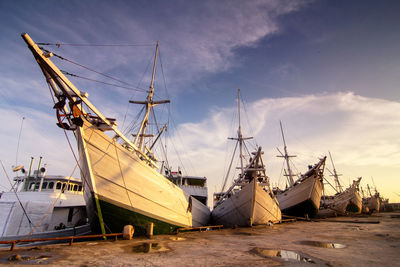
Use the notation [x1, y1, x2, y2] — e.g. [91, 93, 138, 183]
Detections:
[0, 0, 399, 205]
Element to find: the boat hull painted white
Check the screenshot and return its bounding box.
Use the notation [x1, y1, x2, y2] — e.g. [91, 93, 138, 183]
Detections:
[212, 179, 281, 227]
[321, 184, 362, 214]
[364, 195, 380, 213]
[277, 174, 322, 218]
[76, 120, 210, 234]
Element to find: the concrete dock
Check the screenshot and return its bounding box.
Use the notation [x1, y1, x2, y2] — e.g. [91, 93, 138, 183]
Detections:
[1, 212, 399, 266]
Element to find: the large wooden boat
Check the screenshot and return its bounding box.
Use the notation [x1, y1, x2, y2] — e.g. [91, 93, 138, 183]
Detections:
[362, 184, 380, 213]
[211, 90, 281, 227]
[0, 158, 90, 241]
[319, 152, 362, 215]
[321, 178, 362, 215]
[22, 33, 210, 235]
[274, 122, 326, 218]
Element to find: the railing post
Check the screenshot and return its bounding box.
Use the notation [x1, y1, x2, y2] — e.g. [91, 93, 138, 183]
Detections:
[10, 241, 16, 251]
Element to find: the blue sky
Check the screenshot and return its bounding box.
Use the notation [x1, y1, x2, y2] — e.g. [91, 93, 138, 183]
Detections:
[0, 0, 399, 204]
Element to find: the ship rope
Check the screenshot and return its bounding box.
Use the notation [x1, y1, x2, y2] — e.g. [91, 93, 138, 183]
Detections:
[41, 47, 148, 93]
[18, 83, 115, 237]
[38, 42, 155, 47]
[0, 161, 35, 229]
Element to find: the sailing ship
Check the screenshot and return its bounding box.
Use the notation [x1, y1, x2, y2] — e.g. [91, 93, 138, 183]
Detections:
[319, 152, 362, 215]
[211, 89, 281, 227]
[0, 157, 90, 242]
[22, 33, 210, 235]
[362, 184, 380, 214]
[274, 122, 326, 218]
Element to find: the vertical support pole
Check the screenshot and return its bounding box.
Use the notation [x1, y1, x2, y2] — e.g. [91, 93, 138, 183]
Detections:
[146, 222, 154, 238]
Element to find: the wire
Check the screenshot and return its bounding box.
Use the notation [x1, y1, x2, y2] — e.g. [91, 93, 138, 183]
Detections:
[38, 43, 155, 47]
[15, 117, 25, 166]
[62, 71, 146, 92]
[0, 160, 35, 228]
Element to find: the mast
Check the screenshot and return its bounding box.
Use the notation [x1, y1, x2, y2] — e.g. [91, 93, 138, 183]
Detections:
[277, 121, 296, 186]
[227, 88, 252, 180]
[328, 151, 343, 193]
[21, 33, 159, 168]
[130, 41, 170, 153]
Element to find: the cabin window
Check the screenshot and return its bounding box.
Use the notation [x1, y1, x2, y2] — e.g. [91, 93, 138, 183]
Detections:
[48, 182, 54, 189]
[29, 183, 35, 190]
[61, 183, 66, 192]
[42, 182, 48, 189]
[78, 185, 82, 192]
[35, 182, 40, 189]
[67, 207, 74, 222]
[73, 185, 78, 191]
[67, 184, 71, 191]
[56, 182, 61, 190]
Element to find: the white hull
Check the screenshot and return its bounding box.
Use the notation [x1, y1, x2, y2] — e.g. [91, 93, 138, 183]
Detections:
[364, 195, 380, 213]
[321, 181, 362, 214]
[212, 179, 281, 227]
[77, 119, 210, 233]
[276, 173, 322, 218]
[0, 191, 87, 238]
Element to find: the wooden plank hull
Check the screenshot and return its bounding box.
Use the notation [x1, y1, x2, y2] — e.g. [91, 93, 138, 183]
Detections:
[211, 179, 281, 227]
[76, 120, 210, 234]
[364, 195, 380, 213]
[321, 185, 362, 214]
[277, 174, 322, 218]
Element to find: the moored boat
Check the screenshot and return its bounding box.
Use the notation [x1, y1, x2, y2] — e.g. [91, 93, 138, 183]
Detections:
[319, 152, 362, 215]
[22, 33, 210, 235]
[0, 158, 90, 242]
[274, 122, 326, 218]
[321, 178, 362, 215]
[211, 89, 281, 227]
[362, 184, 380, 213]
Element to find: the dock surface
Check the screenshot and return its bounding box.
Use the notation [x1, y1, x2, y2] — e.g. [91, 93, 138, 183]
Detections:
[1, 212, 399, 266]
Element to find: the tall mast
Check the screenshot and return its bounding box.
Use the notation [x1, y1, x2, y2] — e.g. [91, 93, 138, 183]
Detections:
[329, 151, 343, 193]
[227, 88, 252, 182]
[238, 88, 244, 178]
[277, 121, 295, 186]
[130, 41, 170, 153]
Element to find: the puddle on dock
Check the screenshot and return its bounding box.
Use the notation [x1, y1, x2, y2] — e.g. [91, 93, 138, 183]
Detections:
[5, 254, 52, 264]
[249, 247, 329, 265]
[130, 242, 170, 253]
[297, 240, 346, 248]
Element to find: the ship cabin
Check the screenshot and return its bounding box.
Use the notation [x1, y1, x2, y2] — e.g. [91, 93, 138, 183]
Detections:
[166, 171, 208, 206]
[12, 171, 84, 195]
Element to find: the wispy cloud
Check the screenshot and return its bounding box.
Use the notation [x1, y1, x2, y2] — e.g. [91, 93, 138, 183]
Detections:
[165, 92, 400, 203]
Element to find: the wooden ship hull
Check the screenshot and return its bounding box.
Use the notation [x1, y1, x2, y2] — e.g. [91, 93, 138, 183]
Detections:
[363, 195, 380, 213]
[77, 119, 210, 234]
[276, 157, 326, 218]
[321, 178, 362, 214]
[212, 179, 281, 227]
[21, 33, 210, 236]
[277, 174, 322, 218]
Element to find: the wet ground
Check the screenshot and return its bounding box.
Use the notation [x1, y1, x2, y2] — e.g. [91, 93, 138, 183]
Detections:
[0, 212, 399, 266]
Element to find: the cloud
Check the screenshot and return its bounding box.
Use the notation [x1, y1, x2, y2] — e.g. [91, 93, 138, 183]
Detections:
[164, 92, 400, 204]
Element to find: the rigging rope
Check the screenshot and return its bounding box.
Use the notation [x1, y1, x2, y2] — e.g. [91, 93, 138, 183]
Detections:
[61, 70, 145, 92]
[0, 160, 35, 228]
[41, 47, 147, 91]
[38, 42, 155, 47]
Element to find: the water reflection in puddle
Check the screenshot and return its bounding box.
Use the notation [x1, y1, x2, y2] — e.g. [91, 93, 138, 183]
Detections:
[7, 254, 52, 264]
[131, 243, 170, 253]
[250, 248, 316, 264]
[297, 241, 346, 248]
